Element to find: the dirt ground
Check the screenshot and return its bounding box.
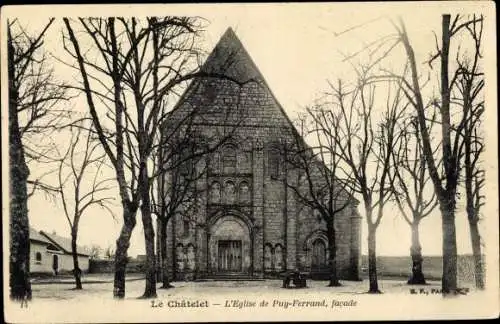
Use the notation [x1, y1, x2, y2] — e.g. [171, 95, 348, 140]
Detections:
[7, 277, 492, 323]
[29, 276, 468, 300]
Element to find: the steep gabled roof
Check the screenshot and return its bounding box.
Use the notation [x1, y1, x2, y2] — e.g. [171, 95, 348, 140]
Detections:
[167, 27, 300, 129]
[202, 27, 300, 129]
[29, 227, 52, 245]
[40, 231, 91, 256]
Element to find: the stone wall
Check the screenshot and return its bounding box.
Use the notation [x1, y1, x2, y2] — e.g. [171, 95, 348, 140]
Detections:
[88, 259, 144, 274]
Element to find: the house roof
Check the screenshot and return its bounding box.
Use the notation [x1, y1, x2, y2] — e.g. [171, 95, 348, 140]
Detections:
[39, 230, 91, 256]
[29, 227, 53, 245]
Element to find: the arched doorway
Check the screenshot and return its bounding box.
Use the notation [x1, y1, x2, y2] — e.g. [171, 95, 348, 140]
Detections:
[208, 214, 252, 275]
[311, 239, 327, 272]
[304, 230, 330, 274]
[52, 254, 59, 275]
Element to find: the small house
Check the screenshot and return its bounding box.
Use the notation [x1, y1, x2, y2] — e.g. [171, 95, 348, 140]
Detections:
[30, 228, 90, 275]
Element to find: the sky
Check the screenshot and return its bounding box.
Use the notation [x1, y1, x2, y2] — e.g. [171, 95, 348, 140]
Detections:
[2, 2, 497, 258]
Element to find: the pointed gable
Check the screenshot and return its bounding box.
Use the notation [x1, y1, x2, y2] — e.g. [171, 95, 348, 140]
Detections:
[169, 27, 298, 134]
[200, 27, 261, 84]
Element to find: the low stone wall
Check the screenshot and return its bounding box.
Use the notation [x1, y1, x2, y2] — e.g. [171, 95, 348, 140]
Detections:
[360, 254, 483, 284]
[89, 259, 145, 274]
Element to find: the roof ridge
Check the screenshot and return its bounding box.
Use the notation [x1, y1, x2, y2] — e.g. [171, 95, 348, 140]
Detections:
[39, 230, 91, 256]
[39, 230, 70, 253]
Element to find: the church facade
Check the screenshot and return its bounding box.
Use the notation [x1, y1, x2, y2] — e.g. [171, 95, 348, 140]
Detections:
[158, 28, 362, 281]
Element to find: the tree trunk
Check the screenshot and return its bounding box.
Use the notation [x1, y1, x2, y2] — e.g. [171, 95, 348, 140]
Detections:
[113, 202, 138, 299]
[440, 200, 458, 295]
[468, 220, 484, 289]
[367, 226, 381, 293]
[326, 221, 341, 287]
[138, 163, 157, 299]
[160, 219, 174, 289]
[71, 229, 83, 290]
[155, 217, 162, 282]
[408, 222, 426, 285]
[8, 29, 32, 301]
[140, 201, 157, 298]
[465, 127, 484, 290]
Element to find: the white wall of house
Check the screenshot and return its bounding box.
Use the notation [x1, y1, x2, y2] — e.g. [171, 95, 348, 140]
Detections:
[31, 242, 54, 273]
[31, 242, 90, 274]
[56, 253, 90, 273]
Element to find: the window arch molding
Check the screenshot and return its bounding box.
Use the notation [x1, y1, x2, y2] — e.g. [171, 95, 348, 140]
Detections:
[274, 243, 284, 271]
[238, 181, 250, 204]
[223, 180, 236, 204]
[303, 230, 329, 271]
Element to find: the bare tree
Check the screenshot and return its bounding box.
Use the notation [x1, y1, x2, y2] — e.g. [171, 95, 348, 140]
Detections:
[89, 244, 103, 260]
[391, 115, 439, 284]
[8, 18, 71, 300]
[454, 15, 485, 289]
[64, 17, 140, 298]
[55, 122, 115, 289]
[462, 112, 484, 290]
[152, 133, 207, 288]
[63, 17, 251, 298]
[395, 14, 484, 294]
[284, 108, 356, 287]
[330, 77, 404, 293]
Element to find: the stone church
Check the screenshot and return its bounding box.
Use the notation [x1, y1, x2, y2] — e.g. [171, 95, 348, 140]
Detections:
[158, 27, 361, 281]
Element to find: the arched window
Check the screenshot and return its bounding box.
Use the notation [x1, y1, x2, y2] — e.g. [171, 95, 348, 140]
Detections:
[274, 244, 284, 271]
[209, 181, 221, 203]
[35, 252, 42, 263]
[224, 181, 236, 204]
[186, 244, 196, 271]
[311, 239, 327, 271]
[238, 181, 250, 204]
[222, 145, 237, 172]
[268, 148, 280, 179]
[264, 244, 273, 271]
[176, 244, 185, 272]
[183, 219, 190, 236]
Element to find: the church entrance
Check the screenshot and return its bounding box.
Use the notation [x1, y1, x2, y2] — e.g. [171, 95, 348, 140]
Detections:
[208, 214, 252, 276]
[218, 240, 242, 272]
